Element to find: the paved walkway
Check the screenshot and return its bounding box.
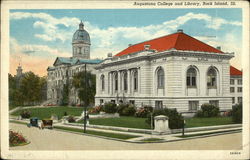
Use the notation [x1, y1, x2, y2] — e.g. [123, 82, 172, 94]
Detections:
[10, 123, 242, 150]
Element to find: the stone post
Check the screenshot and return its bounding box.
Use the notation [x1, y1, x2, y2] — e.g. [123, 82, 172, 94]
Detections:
[152, 115, 171, 135]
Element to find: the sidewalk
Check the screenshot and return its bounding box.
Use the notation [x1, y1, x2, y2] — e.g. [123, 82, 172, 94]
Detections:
[9, 118, 242, 143]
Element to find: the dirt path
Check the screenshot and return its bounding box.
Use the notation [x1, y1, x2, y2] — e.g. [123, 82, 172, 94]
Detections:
[9, 123, 242, 150]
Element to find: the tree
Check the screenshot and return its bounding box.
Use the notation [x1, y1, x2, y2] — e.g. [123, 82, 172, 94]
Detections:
[72, 70, 96, 106]
[61, 82, 69, 106]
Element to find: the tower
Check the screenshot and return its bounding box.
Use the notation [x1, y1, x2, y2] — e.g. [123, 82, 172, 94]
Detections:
[72, 20, 91, 59]
[16, 65, 23, 77]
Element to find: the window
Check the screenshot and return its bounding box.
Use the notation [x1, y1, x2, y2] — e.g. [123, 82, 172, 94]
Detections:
[237, 87, 242, 92]
[100, 99, 104, 104]
[207, 68, 217, 88]
[230, 87, 235, 93]
[155, 101, 163, 109]
[111, 100, 116, 104]
[187, 67, 197, 87]
[157, 68, 164, 88]
[230, 79, 234, 85]
[238, 97, 242, 103]
[189, 101, 199, 111]
[101, 75, 105, 91]
[133, 71, 138, 91]
[232, 97, 235, 104]
[238, 79, 242, 85]
[78, 47, 81, 54]
[209, 100, 219, 107]
[129, 100, 135, 105]
[114, 73, 118, 91]
[123, 72, 128, 91]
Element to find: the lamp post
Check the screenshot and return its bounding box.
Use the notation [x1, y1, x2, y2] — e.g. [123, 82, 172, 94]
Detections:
[182, 119, 186, 136]
[83, 63, 87, 133]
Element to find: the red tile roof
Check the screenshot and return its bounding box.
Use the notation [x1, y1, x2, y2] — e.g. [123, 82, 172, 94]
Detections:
[115, 32, 223, 57]
[230, 66, 242, 76]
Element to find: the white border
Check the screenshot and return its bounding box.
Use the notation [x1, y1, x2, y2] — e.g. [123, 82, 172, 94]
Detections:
[1, 0, 249, 159]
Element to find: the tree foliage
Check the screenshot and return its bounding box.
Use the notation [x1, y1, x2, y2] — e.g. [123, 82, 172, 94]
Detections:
[72, 70, 96, 106]
[232, 103, 242, 123]
[9, 72, 47, 106]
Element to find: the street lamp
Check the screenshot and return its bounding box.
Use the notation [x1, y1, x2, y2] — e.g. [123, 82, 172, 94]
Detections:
[83, 63, 87, 133]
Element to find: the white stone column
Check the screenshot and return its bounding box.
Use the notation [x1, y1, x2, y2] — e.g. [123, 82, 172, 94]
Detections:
[127, 69, 131, 94]
[152, 115, 171, 135]
[118, 71, 121, 93]
[138, 67, 141, 93]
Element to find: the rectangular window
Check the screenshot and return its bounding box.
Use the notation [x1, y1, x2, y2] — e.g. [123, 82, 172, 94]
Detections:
[111, 100, 116, 104]
[100, 99, 104, 104]
[230, 79, 234, 85]
[237, 87, 242, 92]
[232, 97, 235, 104]
[230, 87, 235, 93]
[237, 79, 242, 85]
[189, 101, 199, 111]
[155, 101, 163, 109]
[209, 100, 219, 107]
[129, 100, 135, 105]
[238, 97, 242, 103]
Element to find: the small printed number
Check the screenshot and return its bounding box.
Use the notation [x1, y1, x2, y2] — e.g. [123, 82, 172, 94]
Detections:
[230, 152, 241, 155]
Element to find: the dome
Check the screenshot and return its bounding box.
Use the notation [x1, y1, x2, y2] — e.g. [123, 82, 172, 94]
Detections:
[72, 21, 90, 44]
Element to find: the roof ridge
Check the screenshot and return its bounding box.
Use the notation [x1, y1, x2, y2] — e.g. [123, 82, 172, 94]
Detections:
[173, 32, 181, 49]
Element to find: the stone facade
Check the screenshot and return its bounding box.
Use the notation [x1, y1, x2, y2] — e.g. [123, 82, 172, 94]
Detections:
[229, 66, 243, 105]
[95, 30, 235, 113]
[46, 21, 102, 105]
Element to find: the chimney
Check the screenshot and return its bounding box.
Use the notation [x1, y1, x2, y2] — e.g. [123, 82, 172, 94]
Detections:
[144, 44, 150, 50]
[177, 29, 183, 33]
[128, 44, 133, 47]
[107, 53, 112, 58]
[216, 46, 221, 50]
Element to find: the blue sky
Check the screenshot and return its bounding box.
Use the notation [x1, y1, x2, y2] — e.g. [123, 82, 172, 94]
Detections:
[10, 9, 242, 76]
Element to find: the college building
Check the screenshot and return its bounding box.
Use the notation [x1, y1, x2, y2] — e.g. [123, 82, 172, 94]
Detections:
[230, 66, 243, 105]
[94, 29, 241, 113]
[46, 21, 102, 105]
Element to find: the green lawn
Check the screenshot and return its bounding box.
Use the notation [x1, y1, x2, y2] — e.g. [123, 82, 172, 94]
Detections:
[54, 126, 140, 140]
[185, 117, 235, 128]
[88, 117, 152, 129]
[11, 106, 84, 120]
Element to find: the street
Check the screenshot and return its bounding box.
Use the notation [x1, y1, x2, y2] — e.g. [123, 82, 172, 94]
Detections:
[9, 123, 242, 150]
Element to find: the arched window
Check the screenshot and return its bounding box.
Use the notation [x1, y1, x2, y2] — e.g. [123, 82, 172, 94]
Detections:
[78, 47, 81, 54]
[187, 68, 197, 87]
[123, 72, 128, 91]
[101, 75, 105, 91]
[114, 73, 118, 91]
[207, 68, 217, 88]
[157, 68, 164, 88]
[133, 71, 138, 91]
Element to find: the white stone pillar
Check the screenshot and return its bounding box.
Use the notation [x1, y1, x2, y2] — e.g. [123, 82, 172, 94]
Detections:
[152, 115, 171, 135]
[127, 69, 131, 94]
[138, 67, 141, 93]
[118, 71, 121, 93]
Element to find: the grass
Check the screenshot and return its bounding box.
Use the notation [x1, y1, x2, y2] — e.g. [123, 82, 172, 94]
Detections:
[9, 105, 19, 110]
[11, 106, 84, 120]
[10, 142, 30, 147]
[185, 117, 235, 128]
[82, 116, 151, 129]
[140, 138, 164, 142]
[54, 126, 140, 140]
[176, 129, 241, 138]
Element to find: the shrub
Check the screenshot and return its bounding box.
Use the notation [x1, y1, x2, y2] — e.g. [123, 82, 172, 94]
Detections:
[88, 105, 104, 114]
[67, 115, 76, 123]
[146, 108, 184, 129]
[20, 110, 31, 119]
[117, 104, 129, 115]
[9, 130, 28, 146]
[64, 111, 68, 116]
[232, 103, 242, 123]
[135, 105, 153, 118]
[121, 105, 136, 116]
[195, 103, 220, 118]
[103, 102, 117, 113]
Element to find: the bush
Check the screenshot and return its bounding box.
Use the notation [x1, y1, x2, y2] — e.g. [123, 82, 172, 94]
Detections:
[121, 105, 136, 116]
[195, 103, 220, 118]
[103, 102, 117, 113]
[135, 105, 153, 118]
[9, 130, 28, 146]
[88, 106, 104, 114]
[67, 115, 76, 123]
[64, 112, 68, 116]
[232, 103, 242, 123]
[20, 110, 31, 119]
[117, 104, 129, 115]
[146, 108, 184, 129]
